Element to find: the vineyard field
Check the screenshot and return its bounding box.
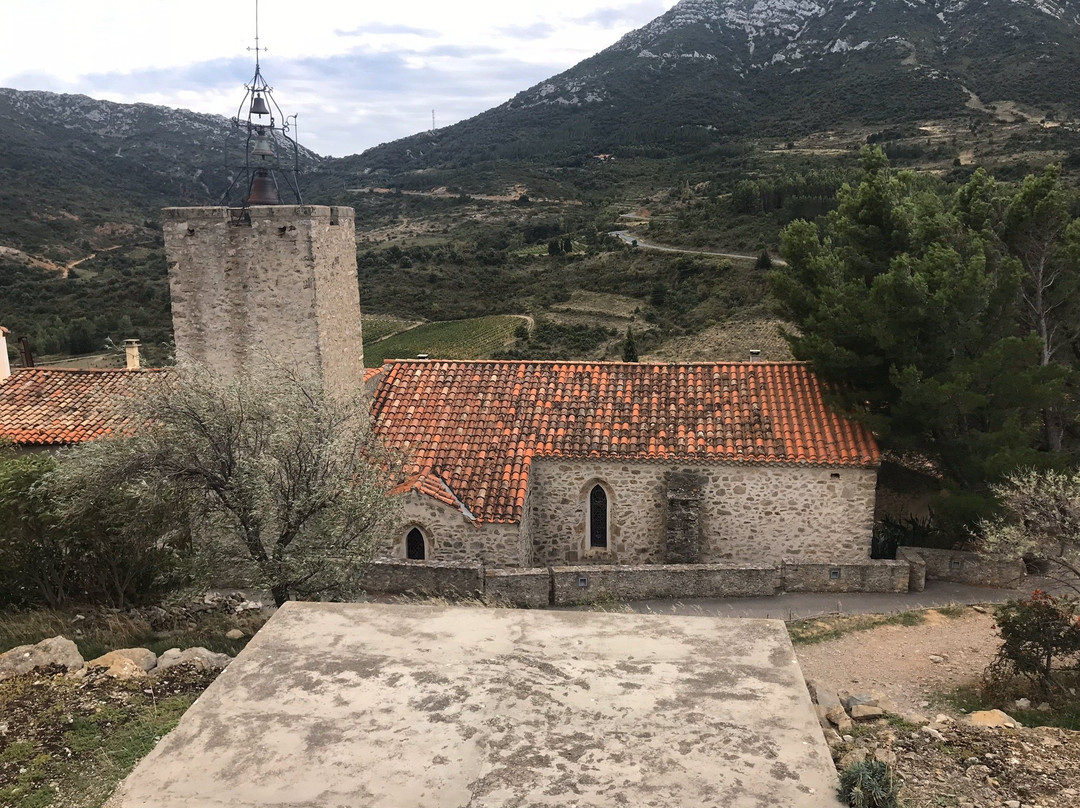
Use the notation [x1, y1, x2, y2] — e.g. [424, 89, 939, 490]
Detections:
[362, 316, 418, 345]
[364, 315, 525, 367]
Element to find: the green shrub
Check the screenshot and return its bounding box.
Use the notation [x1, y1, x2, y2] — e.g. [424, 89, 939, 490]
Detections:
[837, 757, 900, 808]
[0, 445, 192, 609]
[983, 590, 1080, 701]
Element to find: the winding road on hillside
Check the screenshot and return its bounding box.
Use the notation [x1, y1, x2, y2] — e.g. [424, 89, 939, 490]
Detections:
[609, 229, 787, 266]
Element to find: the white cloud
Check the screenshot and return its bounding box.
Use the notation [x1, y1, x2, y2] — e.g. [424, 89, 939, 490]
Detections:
[0, 0, 676, 156]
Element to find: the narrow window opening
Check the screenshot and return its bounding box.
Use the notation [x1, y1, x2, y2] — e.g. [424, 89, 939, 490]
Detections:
[406, 527, 426, 560]
[589, 485, 608, 549]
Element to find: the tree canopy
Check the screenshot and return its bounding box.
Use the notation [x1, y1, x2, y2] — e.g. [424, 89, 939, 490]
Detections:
[772, 148, 1078, 518]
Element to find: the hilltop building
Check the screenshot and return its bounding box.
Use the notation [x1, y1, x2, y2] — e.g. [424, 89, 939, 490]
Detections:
[0, 199, 884, 584]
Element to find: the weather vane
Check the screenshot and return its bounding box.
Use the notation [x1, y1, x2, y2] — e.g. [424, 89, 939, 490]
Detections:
[219, 0, 303, 207]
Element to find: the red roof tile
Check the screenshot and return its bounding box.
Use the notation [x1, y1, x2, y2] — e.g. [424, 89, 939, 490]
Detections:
[372, 360, 879, 524]
[0, 360, 880, 525]
[0, 368, 166, 446]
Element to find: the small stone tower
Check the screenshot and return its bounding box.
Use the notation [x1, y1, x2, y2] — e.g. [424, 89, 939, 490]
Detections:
[162, 205, 365, 399]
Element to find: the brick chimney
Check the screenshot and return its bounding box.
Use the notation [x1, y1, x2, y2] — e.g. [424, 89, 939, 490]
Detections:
[0, 327, 10, 381]
[124, 339, 141, 371]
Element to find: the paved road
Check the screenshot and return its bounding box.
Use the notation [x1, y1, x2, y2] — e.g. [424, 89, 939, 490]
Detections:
[594, 578, 1057, 621]
[609, 229, 788, 266]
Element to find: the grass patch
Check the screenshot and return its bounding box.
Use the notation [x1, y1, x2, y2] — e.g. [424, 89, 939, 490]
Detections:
[0, 608, 266, 660]
[788, 610, 926, 646]
[365, 315, 524, 366]
[0, 667, 216, 808]
[935, 603, 968, 618]
[940, 683, 1080, 731]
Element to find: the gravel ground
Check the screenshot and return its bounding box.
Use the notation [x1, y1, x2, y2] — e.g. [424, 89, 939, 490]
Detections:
[796, 609, 1000, 715]
[794, 607, 1080, 807]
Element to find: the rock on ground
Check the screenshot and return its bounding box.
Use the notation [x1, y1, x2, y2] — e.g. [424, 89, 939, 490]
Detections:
[113, 647, 158, 672]
[87, 651, 148, 679]
[0, 636, 84, 680]
[155, 647, 231, 673]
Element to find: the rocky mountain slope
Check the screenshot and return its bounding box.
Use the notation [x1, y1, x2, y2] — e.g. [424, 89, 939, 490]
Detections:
[0, 89, 319, 255]
[349, 0, 1080, 174]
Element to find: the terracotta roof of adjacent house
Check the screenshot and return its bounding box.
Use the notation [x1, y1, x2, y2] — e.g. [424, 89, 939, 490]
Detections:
[371, 360, 880, 524]
[0, 368, 165, 446]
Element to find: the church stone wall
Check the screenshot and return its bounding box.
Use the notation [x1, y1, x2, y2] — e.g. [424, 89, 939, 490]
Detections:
[527, 459, 876, 567]
[395, 494, 522, 567]
[162, 205, 365, 399]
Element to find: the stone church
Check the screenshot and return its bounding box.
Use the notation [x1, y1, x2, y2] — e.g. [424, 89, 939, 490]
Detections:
[0, 202, 881, 576]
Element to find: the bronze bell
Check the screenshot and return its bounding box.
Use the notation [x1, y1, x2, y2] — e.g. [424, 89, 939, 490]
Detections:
[250, 93, 270, 116]
[247, 170, 281, 205]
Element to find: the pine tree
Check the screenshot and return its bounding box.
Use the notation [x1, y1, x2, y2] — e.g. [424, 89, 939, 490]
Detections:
[622, 327, 638, 362]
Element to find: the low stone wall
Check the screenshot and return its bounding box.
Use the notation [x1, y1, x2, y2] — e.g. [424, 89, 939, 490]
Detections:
[485, 569, 550, 608]
[359, 560, 484, 598]
[550, 564, 779, 607]
[897, 547, 927, 592]
[902, 547, 1025, 589]
[780, 560, 910, 594]
[358, 555, 968, 605]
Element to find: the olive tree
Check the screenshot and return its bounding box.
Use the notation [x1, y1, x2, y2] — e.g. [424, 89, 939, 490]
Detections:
[50, 364, 401, 606]
[980, 468, 1080, 592]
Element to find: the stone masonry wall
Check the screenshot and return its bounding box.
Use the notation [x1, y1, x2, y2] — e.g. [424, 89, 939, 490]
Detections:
[484, 569, 550, 608]
[162, 205, 365, 400]
[358, 560, 483, 598]
[901, 546, 1026, 589]
[551, 564, 779, 606]
[781, 561, 910, 593]
[390, 493, 523, 566]
[527, 459, 876, 567]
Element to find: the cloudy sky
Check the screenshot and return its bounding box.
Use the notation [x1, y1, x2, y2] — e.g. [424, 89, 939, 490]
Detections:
[0, 0, 678, 157]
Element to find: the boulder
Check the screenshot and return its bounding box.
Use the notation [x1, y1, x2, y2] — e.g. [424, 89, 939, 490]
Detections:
[841, 693, 877, 712]
[225, 628, 245, 640]
[965, 709, 1022, 728]
[0, 636, 84, 681]
[113, 648, 157, 672]
[154, 646, 232, 673]
[850, 704, 885, 721]
[87, 651, 147, 679]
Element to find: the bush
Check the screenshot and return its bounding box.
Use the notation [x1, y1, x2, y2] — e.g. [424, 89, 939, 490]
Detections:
[983, 590, 1080, 702]
[838, 757, 900, 808]
[0, 447, 191, 609]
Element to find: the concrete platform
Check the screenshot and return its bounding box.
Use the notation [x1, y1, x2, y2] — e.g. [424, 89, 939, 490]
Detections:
[107, 603, 840, 807]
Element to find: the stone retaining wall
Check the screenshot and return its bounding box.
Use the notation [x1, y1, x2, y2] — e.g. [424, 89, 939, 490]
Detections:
[358, 560, 484, 598]
[359, 558, 936, 605]
[897, 547, 927, 592]
[780, 560, 910, 594]
[484, 569, 550, 608]
[550, 564, 779, 606]
[900, 547, 1025, 589]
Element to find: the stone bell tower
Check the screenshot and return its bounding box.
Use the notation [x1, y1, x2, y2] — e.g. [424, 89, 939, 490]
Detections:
[161, 13, 365, 400]
[162, 205, 365, 399]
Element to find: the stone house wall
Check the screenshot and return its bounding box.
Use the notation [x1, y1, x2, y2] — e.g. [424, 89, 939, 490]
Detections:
[392, 493, 521, 566]
[527, 459, 876, 567]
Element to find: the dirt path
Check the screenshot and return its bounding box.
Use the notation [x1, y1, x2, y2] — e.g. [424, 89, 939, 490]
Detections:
[609, 229, 788, 266]
[795, 609, 999, 715]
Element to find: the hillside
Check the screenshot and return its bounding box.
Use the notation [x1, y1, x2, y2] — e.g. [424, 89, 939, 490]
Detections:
[0, 88, 319, 260]
[341, 0, 1080, 177]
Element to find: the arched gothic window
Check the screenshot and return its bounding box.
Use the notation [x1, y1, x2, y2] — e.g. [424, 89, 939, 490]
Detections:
[406, 527, 426, 560]
[589, 485, 609, 548]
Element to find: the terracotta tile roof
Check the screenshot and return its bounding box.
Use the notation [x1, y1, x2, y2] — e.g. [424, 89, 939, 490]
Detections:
[363, 367, 383, 384]
[0, 360, 880, 526]
[0, 368, 166, 446]
[372, 360, 879, 524]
